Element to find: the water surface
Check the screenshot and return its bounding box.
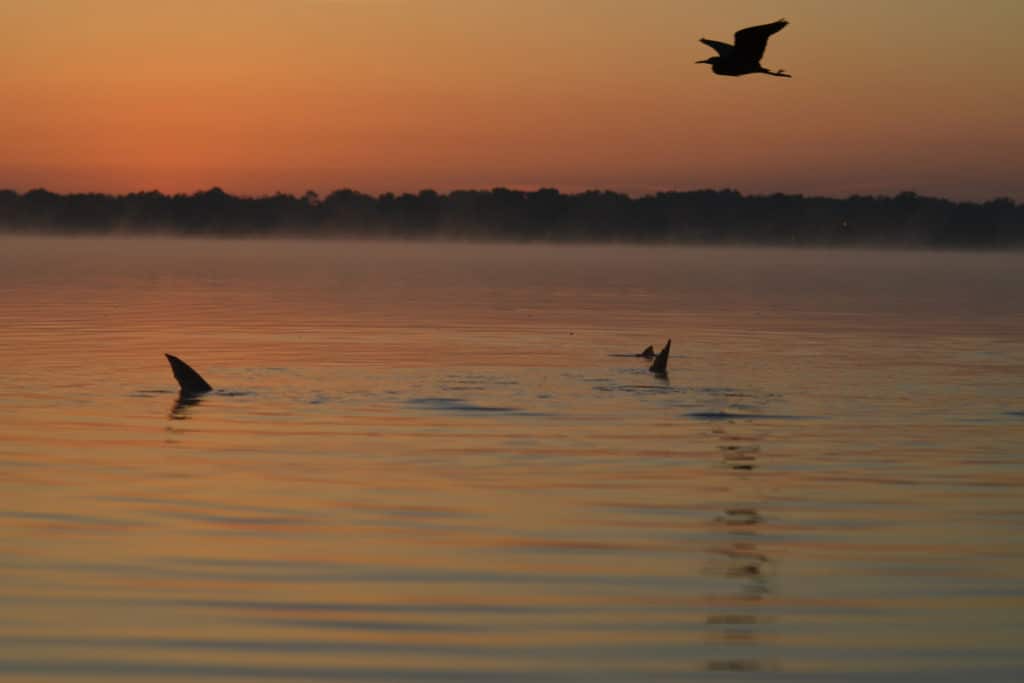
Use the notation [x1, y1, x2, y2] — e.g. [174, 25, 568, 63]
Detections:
[1, 237, 1023, 681]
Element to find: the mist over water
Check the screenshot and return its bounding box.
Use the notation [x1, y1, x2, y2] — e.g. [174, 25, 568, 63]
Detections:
[2, 236, 1023, 681]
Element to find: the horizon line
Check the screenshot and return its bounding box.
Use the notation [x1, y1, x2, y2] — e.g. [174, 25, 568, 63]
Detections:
[2, 186, 1018, 206]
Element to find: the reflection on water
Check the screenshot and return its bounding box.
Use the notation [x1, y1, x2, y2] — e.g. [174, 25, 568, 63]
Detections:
[169, 392, 204, 420]
[1, 237, 1024, 682]
[704, 423, 776, 673]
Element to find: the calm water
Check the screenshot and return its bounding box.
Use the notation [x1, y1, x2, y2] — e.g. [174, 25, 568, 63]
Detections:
[1, 236, 1023, 682]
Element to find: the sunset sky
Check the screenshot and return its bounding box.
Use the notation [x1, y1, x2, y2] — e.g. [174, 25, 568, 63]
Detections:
[2, 0, 1023, 200]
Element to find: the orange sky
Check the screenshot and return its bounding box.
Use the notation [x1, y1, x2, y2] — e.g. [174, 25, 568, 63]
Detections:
[2, 0, 1023, 200]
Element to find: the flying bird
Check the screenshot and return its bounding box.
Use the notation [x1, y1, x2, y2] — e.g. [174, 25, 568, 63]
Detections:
[697, 19, 791, 78]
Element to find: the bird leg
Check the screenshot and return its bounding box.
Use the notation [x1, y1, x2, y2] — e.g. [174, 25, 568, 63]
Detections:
[764, 68, 791, 78]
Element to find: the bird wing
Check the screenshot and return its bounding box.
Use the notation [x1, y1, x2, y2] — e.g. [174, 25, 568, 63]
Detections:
[733, 19, 788, 62]
[699, 38, 733, 57]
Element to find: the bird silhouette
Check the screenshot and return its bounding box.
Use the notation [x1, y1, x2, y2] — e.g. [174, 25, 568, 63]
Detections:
[697, 19, 791, 78]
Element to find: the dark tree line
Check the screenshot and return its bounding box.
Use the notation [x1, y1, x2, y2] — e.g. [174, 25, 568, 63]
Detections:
[0, 186, 1021, 247]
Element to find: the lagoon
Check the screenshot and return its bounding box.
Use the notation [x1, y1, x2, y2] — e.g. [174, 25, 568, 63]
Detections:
[1, 236, 1022, 681]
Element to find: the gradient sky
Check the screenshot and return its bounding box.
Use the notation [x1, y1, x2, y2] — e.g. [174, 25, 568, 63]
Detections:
[2, 0, 1023, 199]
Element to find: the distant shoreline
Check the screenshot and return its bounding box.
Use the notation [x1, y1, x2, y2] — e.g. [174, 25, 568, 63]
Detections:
[1, 187, 1020, 248]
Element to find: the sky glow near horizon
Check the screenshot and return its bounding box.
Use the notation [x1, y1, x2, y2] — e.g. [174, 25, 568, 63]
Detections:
[2, 0, 1023, 200]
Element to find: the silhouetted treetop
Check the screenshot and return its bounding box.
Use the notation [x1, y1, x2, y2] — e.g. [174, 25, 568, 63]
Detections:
[0, 187, 1020, 247]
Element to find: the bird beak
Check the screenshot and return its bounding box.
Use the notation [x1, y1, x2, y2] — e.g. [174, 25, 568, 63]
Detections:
[695, 58, 711, 64]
